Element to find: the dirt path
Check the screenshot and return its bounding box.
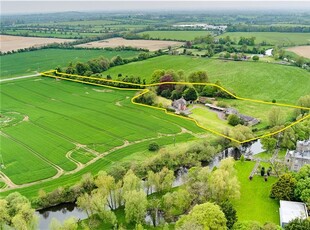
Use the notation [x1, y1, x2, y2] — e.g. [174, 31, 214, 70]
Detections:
[0, 171, 16, 188]
[0, 73, 40, 83]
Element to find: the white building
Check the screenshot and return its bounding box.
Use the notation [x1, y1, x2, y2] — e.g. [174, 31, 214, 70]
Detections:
[279, 200, 308, 227]
[285, 139, 310, 171]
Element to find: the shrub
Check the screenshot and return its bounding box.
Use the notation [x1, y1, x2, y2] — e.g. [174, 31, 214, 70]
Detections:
[148, 142, 160, 151]
[228, 114, 241, 126]
[252, 55, 259, 61]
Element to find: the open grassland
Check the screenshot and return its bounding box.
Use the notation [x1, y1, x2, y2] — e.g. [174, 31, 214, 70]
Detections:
[232, 161, 280, 224]
[0, 49, 140, 79]
[0, 35, 74, 52]
[286, 45, 310, 58]
[75, 37, 184, 51]
[0, 77, 203, 192]
[218, 32, 310, 46]
[138, 30, 212, 41]
[104, 55, 310, 104]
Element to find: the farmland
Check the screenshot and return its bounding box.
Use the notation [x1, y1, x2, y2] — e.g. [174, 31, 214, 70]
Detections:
[286, 45, 310, 58]
[0, 77, 203, 194]
[103, 55, 310, 104]
[138, 30, 212, 41]
[0, 35, 74, 52]
[0, 49, 141, 79]
[217, 32, 310, 46]
[75, 37, 184, 51]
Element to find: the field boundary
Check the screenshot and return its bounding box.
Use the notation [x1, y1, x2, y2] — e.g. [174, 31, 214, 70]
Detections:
[41, 70, 310, 144]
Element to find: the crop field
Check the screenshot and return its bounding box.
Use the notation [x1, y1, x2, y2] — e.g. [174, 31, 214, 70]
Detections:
[0, 35, 74, 53]
[286, 45, 310, 58]
[103, 55, 310, 104]
[0, 49, 141, 79]
[218, 32, 310, 46]
[0, 77, 204, 193]
[138, 30, 212, 41]
[75, 37, 184, 51]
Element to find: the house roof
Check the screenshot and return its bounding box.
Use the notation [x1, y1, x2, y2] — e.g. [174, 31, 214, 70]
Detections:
[173, 97, 187, 106]
[279, 200, 308, 225]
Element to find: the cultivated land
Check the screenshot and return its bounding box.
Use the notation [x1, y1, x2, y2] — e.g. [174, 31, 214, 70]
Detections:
[75, 37, 184, 51]
[217, 32, 310, 45]
[0, 49, 141, 79]
[0, 77, 204, 195]
[0, 35, 74, 52]
[138, 30, 212, 41]
[286, 45, 310, 58]
[103, 55, 310, 104]
[232, 161, 279, 224]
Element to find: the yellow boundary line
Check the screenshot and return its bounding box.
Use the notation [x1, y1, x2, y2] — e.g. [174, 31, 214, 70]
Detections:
[41, 70, 310, 144]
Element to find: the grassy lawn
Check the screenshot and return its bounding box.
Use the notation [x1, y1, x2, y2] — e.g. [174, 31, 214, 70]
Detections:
[189, 105, 230, 132]
[218, 32, 310, 46]
[103, 55, 310, 104]
[233, 161, 280, 225]
[0, 49, 141, 79]
[138, 30, 212, 41]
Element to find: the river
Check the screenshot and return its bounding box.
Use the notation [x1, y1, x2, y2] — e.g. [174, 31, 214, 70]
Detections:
[37, 140, 263, 229]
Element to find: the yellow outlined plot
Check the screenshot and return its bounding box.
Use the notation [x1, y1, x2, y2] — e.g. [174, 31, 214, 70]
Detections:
[41, 70, 310, 144]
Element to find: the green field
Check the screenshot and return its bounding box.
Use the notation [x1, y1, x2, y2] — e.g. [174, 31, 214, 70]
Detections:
[138, 31, 212, 41]
[0, 77, 203, 196]
[218, 32, 310, 46]
[0, 49, 141, 79]
[232, 161, 280, 224]
[103, 55, 310, 104]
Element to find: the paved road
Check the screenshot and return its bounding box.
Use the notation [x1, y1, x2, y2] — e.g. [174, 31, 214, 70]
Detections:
[0, 73, 40, 83]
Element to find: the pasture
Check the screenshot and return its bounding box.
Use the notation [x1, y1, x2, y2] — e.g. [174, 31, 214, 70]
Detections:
[0, 35, 74, 53]
[75, 37, 184, 51]
[138, 30, 212, 41]
[0, 77, 203, 192]
[0, 48, 141, 79]
[103, 55, 310, 104]
[218, 32, 310, 46]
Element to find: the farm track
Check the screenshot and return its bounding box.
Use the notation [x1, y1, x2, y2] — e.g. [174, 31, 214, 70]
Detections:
[0, 127, 196, 191]
[0, 73, 40, 82]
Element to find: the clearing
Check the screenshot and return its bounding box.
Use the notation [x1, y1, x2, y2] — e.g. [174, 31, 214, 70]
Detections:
[286, 45, 310, 58]
[75, 37, 184, 51]
[0, 35, 74, 52]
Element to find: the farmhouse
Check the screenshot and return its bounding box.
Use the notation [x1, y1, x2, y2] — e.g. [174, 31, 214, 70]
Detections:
[171, 97, 191, 115]
[285, 139, 310, 171]
[279, 200, 308, 227]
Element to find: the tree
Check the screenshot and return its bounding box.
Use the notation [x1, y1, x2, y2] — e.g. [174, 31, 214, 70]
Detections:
[147, 198, 162, 227]
[148, 142, 159, 151]
[111, 55, 123, 66]
[176, 203, 227, 230]
[150, 70, 165, 83]
[75, 62, 89, 75]
[94, 171, 117, 209]
[123, 190, 148, 224]
[296, 94, 310, 115]
[183, 87, 198, 101]
[228, 114, 241, 126]
[284, 218, 310, 230]
[268, 107, 285, 127]
[122, 169, 142, 194]
[50, 217, 78, 230]
[270, 173, 297, 200]
[0, 199, 9, 229]
[188, 71, 209, 83]
[252, 55, 259, 61]
[219, 201, 238, 229]
[229, 125, 254, 143]
[261, 137, 277, 153]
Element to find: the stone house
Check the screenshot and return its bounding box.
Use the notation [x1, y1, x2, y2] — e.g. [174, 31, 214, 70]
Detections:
[285, 139, 310, 171]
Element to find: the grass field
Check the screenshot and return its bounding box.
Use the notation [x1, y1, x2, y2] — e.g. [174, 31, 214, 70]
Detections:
[218, 32, 310, 46]
[138, 31, 212, 41]
[0, 49, 141, 79]
[0, 77, 203, 194]
[232, 161, 280, 224]
[103, 55, 310, 104]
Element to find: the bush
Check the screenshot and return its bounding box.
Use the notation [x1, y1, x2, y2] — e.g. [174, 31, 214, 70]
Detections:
[252, 55, 259, 61]
[148, 142, 160, 151]
[228, 114, 241, 126]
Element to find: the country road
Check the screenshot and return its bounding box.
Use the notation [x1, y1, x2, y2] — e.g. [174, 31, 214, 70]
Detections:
[0, 73, 40, 83]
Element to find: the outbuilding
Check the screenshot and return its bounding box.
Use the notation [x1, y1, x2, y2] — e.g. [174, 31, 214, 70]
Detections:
[279, 200, 308, 227]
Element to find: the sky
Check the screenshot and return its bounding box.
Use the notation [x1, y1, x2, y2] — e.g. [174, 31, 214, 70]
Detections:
[2, 1, 310, 15]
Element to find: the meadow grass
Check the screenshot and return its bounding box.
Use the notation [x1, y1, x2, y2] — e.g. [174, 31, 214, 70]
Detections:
[232, 161, 280, 224]
[0, 49, 140, 79]
[138, 30, 212, 41]
[103, 55, 310, 104]
[218, 32, 310, 46]
[70, 149, 96, 164]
